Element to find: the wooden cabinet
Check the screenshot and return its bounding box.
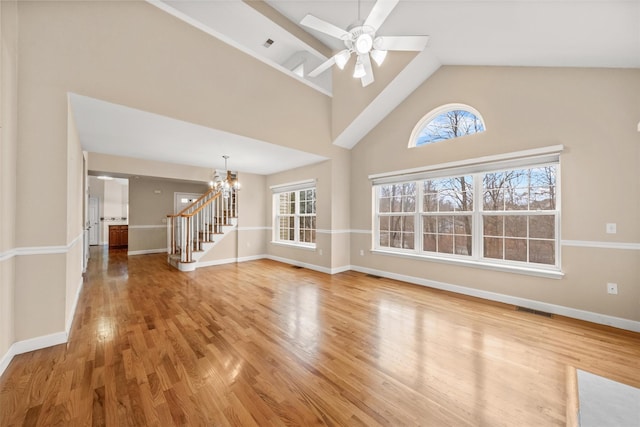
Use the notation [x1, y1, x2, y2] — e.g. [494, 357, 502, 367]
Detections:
[108, 225, 128, 249]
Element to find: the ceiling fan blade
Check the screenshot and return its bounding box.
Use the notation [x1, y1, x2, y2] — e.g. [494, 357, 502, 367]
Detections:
[377, 35, 429, 51]
[308, 57, 336, 78]
[300, 14, 349, 40]
[360, 54, 374, 87]
[364, 0, 399, 32]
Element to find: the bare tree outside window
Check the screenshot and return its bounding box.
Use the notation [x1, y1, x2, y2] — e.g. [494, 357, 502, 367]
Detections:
[483, 166, 556, 265]
[423, 176, 473, 255]
[374, 164, 557, 268]
[417, 110, 485, 146]
[378, 183, 416, 249]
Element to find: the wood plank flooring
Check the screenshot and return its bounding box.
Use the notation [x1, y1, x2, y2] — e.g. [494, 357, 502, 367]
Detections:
[1, 247, 639, 426]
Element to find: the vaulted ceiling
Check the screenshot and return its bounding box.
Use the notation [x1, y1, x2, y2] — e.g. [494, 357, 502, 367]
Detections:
[76, 0, 640, 174]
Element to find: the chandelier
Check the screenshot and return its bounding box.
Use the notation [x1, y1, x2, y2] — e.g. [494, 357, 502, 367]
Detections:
[209, 155, 240, 198]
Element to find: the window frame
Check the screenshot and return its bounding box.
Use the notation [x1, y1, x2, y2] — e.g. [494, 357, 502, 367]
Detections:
[271, 181, 317, 249]
[371, 148, 563, 278]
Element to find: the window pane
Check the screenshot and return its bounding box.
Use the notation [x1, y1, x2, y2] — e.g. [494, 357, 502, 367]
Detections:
[505, 187, 529, 210]
[380, 216, 390, 232]
[530, 240, 555, 265]
[530, 215, 555, 239]
[423, 192, 438, 212]
[454, 216, 472, 235]
[454, 234, 472, 256]
[403, 233, 415, 250]
[279, 193, 290, 214]
[403, 216, 415, 233]
[379, 197, 391, 213]
[438, 234, 454, 254]
[483, 172, 506, 210]
[423, 234, 436, 252]
[423, 177, 473, 212]
[403, 195, 416, 212]
[423, 216, 436, 233]
[484, 237, 503, 259]
[389, 216, 400, 232]
[439, 216, 453, 234]
[504, 215, 527, 238]
[505, 238, 527, 262]
[483, 215, 503, 237]
[389, 232, 403, 248]
[380, 232, 390, 247]
[530, 186, 555, 210]
[416, 109, 486, 146]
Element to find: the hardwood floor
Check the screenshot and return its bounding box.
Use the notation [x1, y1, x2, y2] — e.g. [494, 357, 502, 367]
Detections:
[1, 247, 639, 426]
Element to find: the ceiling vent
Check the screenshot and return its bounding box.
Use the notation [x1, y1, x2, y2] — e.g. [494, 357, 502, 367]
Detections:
[263, 38, 274, 48]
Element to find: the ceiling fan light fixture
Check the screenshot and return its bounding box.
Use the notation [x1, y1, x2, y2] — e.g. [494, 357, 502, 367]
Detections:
[353, 57, 366, 78]
[370, 48, 387, 66]
[335, 49, 351, 70]
[354, 33, 373, 55]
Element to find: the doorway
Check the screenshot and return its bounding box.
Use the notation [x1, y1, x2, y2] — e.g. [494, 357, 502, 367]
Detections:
[88, 196, 100, 245]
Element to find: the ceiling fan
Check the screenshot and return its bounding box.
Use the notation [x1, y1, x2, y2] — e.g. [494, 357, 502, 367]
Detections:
[301, 0, 429, 87]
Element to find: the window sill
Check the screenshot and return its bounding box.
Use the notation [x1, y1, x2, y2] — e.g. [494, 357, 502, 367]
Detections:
[371, 249, 564, 279]
[270, 241, 317, 251]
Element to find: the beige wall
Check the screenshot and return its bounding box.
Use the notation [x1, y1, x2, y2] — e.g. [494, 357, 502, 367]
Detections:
[65, 101, 84, 331]
[89, 152, 214, 184]
[15, 254, 66, 340]
[128, 176, 209, 253]
[198, 172, 268, 263]
[19, 1, 332, 157]
[331, 51, 417, 139]
[264, 154, 352, 272]
[0, 0, 18, 365]
[350, 66, 640, 321]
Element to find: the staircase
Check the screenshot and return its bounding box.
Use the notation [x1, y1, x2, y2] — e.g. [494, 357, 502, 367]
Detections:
[166, 185, 238, 271]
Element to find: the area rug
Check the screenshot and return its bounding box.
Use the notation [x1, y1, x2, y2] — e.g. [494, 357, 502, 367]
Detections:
[578, 369, 640, 426]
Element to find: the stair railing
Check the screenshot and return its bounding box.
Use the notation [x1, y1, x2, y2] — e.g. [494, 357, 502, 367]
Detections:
[167, 186, 238, 264]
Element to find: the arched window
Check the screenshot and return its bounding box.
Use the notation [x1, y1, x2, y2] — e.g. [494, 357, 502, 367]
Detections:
[409, 103, 486, 148]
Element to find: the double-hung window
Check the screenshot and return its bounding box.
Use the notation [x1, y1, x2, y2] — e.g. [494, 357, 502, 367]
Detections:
[272, 181, 316, 248]
[372, 148, 561, 276]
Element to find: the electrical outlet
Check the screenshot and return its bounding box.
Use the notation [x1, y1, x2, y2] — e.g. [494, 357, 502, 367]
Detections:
[360, 249, 364, 256]
[606, 223, 617, 234]
[607, 283, 618, 295]
[319, 249, 323, 256]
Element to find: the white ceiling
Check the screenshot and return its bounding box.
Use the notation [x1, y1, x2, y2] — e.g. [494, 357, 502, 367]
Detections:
[73, 1, 639, 176]
[267, 0, 640, 69]
[70, 93, 328, 175]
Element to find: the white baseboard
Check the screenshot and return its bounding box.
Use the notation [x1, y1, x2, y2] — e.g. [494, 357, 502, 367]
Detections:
[194, 254, 347, 275]
[197, 257, 241, 268]
[66, 276, 85, 334]
[264, 254, 334, 274]
[128, 248, 167, 256]
[0, 331, 68, 378]
[238, 254, 268, 263]
[349, 265, 640, 333]
[196, 254, 267, 269]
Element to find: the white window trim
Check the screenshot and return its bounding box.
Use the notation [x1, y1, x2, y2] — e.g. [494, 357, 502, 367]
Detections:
[371, 147, 563, 278]
[271, 181, 317, 248]
[408, 103, 487, 148]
